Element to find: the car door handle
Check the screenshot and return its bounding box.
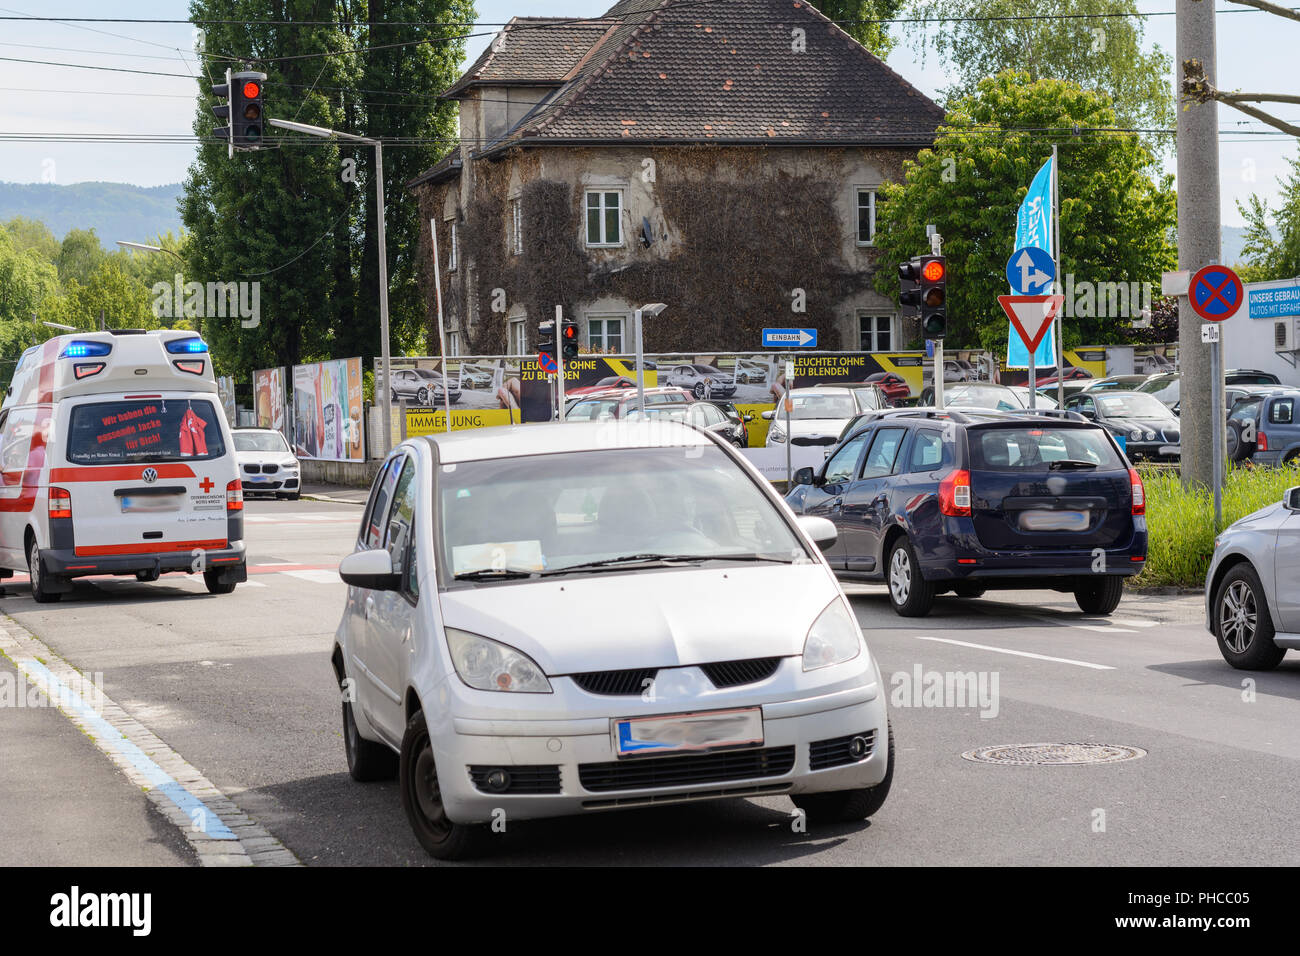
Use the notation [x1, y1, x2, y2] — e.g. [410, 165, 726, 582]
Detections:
[363, 595, 376, 620]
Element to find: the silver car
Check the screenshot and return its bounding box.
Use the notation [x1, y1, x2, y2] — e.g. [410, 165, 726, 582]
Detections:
[334, 422, 893, 859]
[1205, 485, 1300, 669]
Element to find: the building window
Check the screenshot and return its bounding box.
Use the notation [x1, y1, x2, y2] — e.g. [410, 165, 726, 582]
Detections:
[859, 314, 894, 352]
[856, 188, 876, 246]
[587, 315, 625, 352]
[447, 221, 458, 272]
[507, 318, 526, 355]
[510, 199, 523, 255]
[586, 190, 623, 247]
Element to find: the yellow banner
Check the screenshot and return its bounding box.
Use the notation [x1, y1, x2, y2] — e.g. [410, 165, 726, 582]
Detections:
[406, 408, 519, 436]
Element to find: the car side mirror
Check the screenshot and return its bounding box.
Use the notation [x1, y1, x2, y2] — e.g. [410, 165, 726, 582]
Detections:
[743, 413, 754, 422]
[793, 466, 815, 486]
[797, 515, 838, 552]
[1078, 408, 1096, 420]
[761, 410, 775, 420]
[339, 548, 401, 591]
[1286, 487, 1300, 512]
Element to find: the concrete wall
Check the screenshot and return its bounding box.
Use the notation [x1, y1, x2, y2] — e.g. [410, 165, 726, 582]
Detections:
[302, 457, 382, 488]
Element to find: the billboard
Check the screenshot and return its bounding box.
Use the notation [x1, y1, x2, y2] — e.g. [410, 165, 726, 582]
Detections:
[293, 357, 364, 461]
[253, 366, 289, 440]
[379, 356, 527, 436]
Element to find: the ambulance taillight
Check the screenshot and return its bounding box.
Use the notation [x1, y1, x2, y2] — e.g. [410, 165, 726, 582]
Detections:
[48, 487, 72, 520]
[226, 479, 243, 512]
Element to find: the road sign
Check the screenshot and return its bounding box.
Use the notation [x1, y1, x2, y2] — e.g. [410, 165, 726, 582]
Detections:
[1189, 265, 1243, 321]
[998, 295, 1064, 354]
[925, 339, 935, 358]
[763, 328, 817, 348]
[537, 351, 558, 375]
[1201, 323, 1220, 344]
[1006, 246, 1056, 295]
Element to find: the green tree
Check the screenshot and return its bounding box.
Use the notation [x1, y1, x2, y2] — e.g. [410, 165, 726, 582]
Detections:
[873, 71, 1176, 349]
[3, 217, 60, 262]
[817, 0, 906, 56]
[1236, 151, 1300, 283]
[42, 262, 158, 331]
[909, 0, 1173, 144]
[0, 226, 59, 363]
[56, 227, 108, 286]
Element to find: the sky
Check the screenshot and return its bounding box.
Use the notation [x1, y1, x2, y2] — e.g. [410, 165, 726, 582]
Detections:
[0, 0, 1295, 228]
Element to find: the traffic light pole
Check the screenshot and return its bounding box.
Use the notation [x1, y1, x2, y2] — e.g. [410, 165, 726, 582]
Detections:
[555, 305, 567, 422]
[934, 340, 944, 410]
[268, 118, 394, 454]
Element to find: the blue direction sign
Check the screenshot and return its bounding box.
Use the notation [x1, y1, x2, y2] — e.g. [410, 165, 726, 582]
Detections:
[1006, 246, 1056, 295]
[763, 328, 817, 348]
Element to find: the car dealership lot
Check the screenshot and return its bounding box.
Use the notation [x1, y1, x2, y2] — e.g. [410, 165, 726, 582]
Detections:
[1, 495, 1296, 866]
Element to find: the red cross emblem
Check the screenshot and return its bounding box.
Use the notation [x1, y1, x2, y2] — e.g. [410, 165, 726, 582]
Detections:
[199, 477, 215, 493]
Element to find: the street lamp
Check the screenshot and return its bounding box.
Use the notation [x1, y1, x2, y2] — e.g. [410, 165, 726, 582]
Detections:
[634, 302, 667, 415]
[116, 240, 184, 262]
[268, 117, 394, 455]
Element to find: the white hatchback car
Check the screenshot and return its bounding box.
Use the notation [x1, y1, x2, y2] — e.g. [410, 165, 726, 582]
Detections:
[334, 421, 893, 859]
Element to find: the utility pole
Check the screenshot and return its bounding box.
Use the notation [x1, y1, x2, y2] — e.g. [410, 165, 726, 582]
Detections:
[1176, 0, 1222, 490]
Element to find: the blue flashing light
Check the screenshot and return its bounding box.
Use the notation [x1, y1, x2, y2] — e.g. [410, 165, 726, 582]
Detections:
[59, 341, 112, 359]
[165, 337, 210, 354]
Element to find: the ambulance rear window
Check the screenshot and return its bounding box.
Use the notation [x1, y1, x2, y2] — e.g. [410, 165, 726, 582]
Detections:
[66, 399, 226, 464]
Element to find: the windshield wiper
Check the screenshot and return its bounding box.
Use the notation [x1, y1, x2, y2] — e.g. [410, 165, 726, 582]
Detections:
[542, 553, 793, 576]
[1048, 459, 1099, 470]
[453, 568, 538, 581]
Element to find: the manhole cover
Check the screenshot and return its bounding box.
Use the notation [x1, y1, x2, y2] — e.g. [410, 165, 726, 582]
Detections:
[961, 743, 1147, 766]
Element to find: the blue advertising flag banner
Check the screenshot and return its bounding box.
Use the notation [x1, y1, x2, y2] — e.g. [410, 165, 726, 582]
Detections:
[1007, 157, 1057, 369]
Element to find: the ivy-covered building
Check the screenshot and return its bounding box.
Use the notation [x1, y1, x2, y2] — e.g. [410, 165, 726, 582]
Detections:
[407, 0, 943, 357]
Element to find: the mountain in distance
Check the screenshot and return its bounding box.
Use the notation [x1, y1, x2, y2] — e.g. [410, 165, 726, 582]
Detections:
[0, 181, 184, 247]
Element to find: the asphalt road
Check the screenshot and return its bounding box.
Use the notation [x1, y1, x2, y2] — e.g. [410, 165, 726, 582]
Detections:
[2, 494, 1297, 866]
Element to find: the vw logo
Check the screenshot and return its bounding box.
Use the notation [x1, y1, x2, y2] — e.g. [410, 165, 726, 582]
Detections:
[141, 468, 158, 484]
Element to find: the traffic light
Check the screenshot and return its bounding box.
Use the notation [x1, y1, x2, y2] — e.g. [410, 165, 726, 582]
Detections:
[537, 319, 557, 366]
[898, 258, 923, 317]
[561, 320, 579, 360]
[919, 255, 947, 338]
[211, 69, 267, 156]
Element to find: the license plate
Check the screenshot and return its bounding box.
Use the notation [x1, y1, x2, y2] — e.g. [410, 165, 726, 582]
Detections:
[1019, 509, 1089, 532]
[120, 495, 181, 513]
[249, 475, 270, 482]
[612, 707, 763, 758]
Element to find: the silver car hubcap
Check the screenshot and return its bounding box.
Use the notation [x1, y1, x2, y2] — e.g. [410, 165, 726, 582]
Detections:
[1220, 581, 1257, 653]
[890, 548, 911, 604]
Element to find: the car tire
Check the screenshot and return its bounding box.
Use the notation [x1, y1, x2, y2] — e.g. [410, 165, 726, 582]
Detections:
[417, 387, 429, 404]
[791, 724, 894, 824]
[953, 583, 986, 598]
[400, 710, 488, 860]
[390, 388, 398, 403]
[342, 699, 398, 782]
[1214, 563, 1286, 670]
[887, 536, 935, 617]
[27, 538, 62, 604]
[203, 569, 236, 595]
[1074, 575, 1124, 614]
[692, 383, 706, 399]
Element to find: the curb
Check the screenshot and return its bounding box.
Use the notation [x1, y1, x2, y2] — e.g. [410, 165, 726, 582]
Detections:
[0, 616, 301, 868]
[302, 492, 366, 506]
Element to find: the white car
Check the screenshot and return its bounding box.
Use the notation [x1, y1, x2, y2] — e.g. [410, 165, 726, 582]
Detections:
[232, 427, 301, 499]
[334, 422, 893, 859]
[763, 386, 883, 450]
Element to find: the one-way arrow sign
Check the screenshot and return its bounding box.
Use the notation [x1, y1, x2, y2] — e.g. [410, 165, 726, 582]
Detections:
[998, 295, 1064, 354]
[763, 328, 817, 348]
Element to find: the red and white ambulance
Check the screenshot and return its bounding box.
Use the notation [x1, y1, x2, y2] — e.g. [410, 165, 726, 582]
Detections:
[0, 330, 246, 602]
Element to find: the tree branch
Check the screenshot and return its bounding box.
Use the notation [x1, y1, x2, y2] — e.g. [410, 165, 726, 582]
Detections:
[1226, 0, 1300, 24]
[1181, 58, 1300, 137]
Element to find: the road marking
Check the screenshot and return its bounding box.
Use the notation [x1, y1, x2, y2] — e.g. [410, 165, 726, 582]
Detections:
[1022, 614, 1136, 634]
[1109, 617, 1159, 628]
[282, 569, 342, 585]
[914, 635, 1115, 670]
[0, 616, 300, 866]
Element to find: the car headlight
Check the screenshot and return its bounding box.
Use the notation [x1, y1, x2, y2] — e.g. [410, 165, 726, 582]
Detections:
[1145, 430, 1156, 441]
[446, 628, 552, 693]
[769, 426, 786, 443]
[802, 599, 863, 671]
[282, 459, 299, 469]
[1130, 428, 1143, 441]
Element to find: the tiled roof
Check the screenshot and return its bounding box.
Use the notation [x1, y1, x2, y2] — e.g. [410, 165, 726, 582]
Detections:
[442, 16, 617, 96]
[506, 0, 943, 147]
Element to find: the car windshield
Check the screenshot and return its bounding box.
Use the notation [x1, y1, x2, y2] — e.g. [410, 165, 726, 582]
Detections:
[946, 385, 1021, 411]
[234, 431, 289, 453]
[413, 369, 444, 381]
[1137, 376, 1176, 394]
[1095, 393, 1171, 418]
[969, 426, 1123, 471]
[788, 394, 857, 420]
[438, 446, 807, 583]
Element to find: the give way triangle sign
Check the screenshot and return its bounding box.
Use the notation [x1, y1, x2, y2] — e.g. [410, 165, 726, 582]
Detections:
[998, 295, 1064, 354]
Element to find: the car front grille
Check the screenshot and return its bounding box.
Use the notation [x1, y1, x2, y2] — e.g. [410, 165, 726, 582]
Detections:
[571, 668, 658, 696]
[468, 765, 562, 795]
[792, 436, 836, 446]
[579, 746, 796, 793]
[1161, 429, 1180, 443]
[700, 657, 782, 688]
[243, 464, 261, 474]
[262, 464, 279, 474]
[809, 730, 876, 771]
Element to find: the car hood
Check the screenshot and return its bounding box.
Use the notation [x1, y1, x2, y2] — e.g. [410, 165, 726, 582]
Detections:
[779, 418, 850, 438]
[1108, 418, 1177, 432]
[438, 564, 841, 674]
[235, 449, 296, 465]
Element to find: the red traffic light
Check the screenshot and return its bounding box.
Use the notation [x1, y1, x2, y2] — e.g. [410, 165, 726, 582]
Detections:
[243, 81, 261, 99]
[562, 325, 577, 339]
[922, 259, 946, 283]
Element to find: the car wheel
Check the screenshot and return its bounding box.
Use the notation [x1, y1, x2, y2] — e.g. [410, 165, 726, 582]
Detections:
[692, 383, 706, 399]
[1284, 450, 1300, 469]
[1226, 421, 1250, 462]
[342, 699, 398, 781]
[390, 388, 398, 403]
[1074, 575, 1124, 614]
[27, 538, 62, 604]
[887, 537, 935, 617]
[791, 724, 894, 824]
[400, 710, 488, 860]
[1214, 564, 1286, 670]
[203, 569, 236, 595]
[417, 387, 429, 404]
[953, 583, 986, 598]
